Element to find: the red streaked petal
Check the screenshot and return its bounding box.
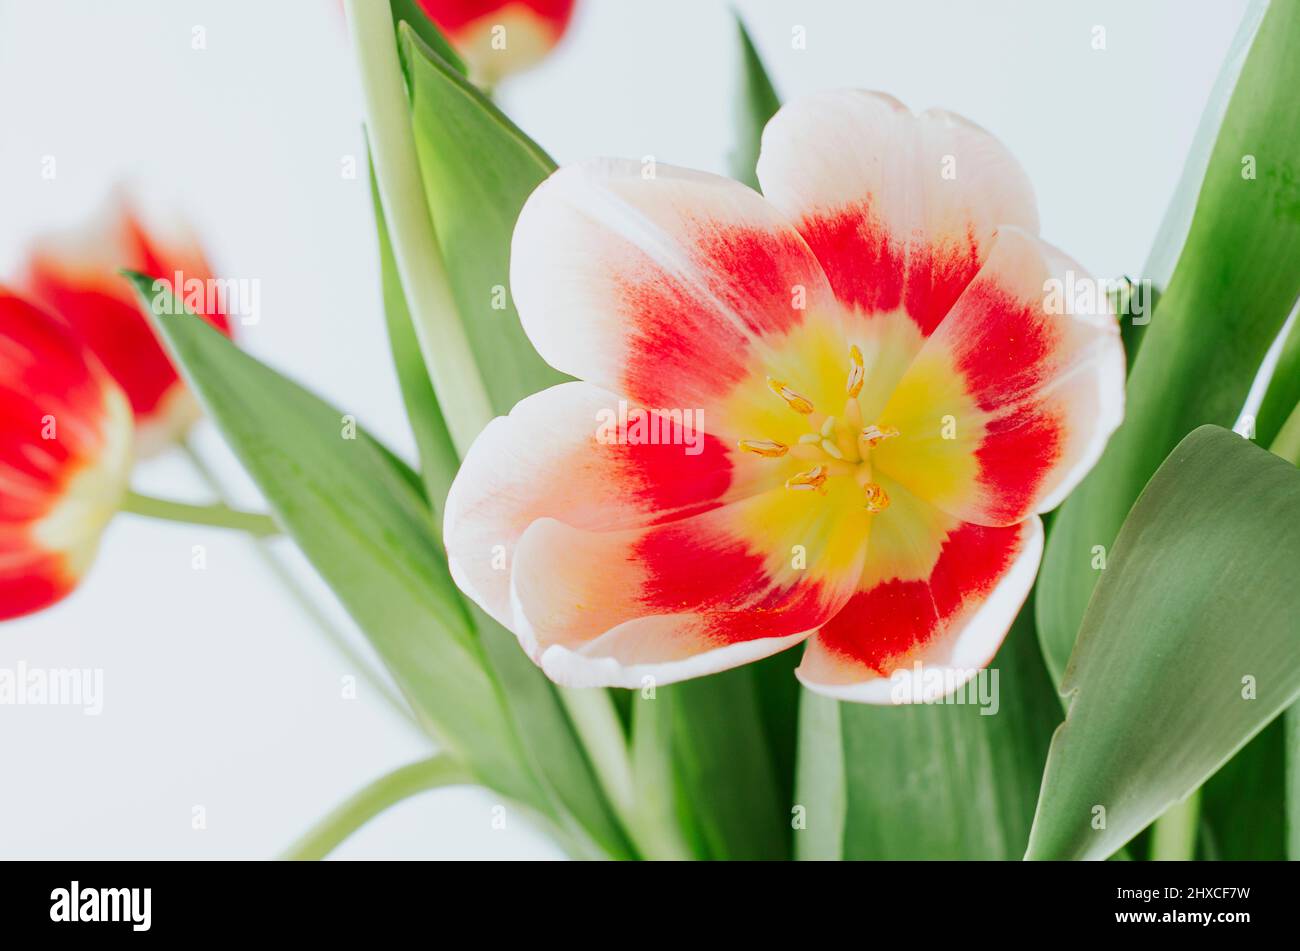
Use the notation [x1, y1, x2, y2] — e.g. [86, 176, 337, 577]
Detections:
[509, 485, 868, 688]
[511, 158, 838, 421]
[444, 382, 757, 628]
[798, 513, 1042, 704]
[21, 202, 231, 456]
[756, 89, 1038, 337]
[873, 228, 1125, 525]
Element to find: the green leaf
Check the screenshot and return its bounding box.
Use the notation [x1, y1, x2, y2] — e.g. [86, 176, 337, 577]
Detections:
[1288, 707, 1300, 859]
[125, 274, 536, 806]
[388, 0, 466, 76]
[369, 156, 460, 519]
[471, 606, 637, 860]
[1027, 426, 1300, 860]
[1199, 718, 1285, 860]
[1037, 0, 1300, 682]
[729, 14, 780, 190]
[836, 600, 1060, 859]
[643, 671, 790, 860]
[400, 23, 568, 415]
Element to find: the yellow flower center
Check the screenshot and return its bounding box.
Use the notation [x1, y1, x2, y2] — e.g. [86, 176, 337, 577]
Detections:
[739, 345, 899, 512]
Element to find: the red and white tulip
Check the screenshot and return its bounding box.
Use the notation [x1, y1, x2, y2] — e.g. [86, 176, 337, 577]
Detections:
[0, 290, 133, 621]
[21, 203, 231, 457]
[416, 0, 575, 85]
[444, 90, 1124, 702]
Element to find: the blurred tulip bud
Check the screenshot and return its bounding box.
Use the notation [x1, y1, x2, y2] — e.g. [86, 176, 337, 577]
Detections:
[416, 0, 576, 85]
[0, 289, 133, 621]
[21, 200, 232, 457]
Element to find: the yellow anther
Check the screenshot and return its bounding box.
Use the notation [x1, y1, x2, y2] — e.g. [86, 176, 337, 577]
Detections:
[797, 433, 821, 445]
[785, 465, 829, 494]
[863, 482, 890, 513]
[767, 377, 814, 415]
[820, 415, 836, 438]
[820, 438, 844, 460]
[861, 424, 900, 448]
[738, 439, 789, 458]
[846, 344, 865, 398]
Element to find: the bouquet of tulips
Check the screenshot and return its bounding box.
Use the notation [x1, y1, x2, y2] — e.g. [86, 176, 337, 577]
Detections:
[4, 0, 1299, 863]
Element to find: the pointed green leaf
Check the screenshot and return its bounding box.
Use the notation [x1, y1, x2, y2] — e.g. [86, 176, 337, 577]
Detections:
[1027, 426, 1300, 860]
[125, 274, 536, 805]
[729, 14, 780, 190]
[388, 0, 467, 76]
[400, 24, 567, 415]
[1037, 0, 1300, 682]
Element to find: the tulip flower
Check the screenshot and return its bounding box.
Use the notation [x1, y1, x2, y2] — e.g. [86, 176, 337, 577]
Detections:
[416, 0, 575, 85]
[21, 204, 232, 457]
[445, 90, 1124, 702]
[0, 290, 133, 621]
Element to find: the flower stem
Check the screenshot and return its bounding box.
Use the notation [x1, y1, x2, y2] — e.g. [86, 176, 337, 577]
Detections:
[345, 0, 495, 456]
[557, 687, 636, 819]
[121, 489, 280, 537]
[281, 755, 470, 860]
[1150, 787, 1201, 861]
[181, 441, 419, 732]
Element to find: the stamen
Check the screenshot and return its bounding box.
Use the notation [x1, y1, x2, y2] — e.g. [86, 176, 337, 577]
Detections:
[861, 424, 899, 448]
[797, 433, 821, 445]
[819, 416, 836, 438]
[863, 482, 890, 513]
[738, 439, 788, 458]
[846, 344, 865, 398]
[767, 377, 814, 415]
[785, 465, 829, 494]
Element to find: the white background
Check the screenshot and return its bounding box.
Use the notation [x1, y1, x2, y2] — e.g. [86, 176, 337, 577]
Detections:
[0, 0, 1250, 858]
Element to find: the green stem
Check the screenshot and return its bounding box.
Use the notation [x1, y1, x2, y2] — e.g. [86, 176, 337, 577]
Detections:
[1150, 787, 1201, 861]
[345, 0, 494, 457]
[557, 688, 636, 819]
[181, 442, 418, 731]
[121, 489, 280, 537]
[282, 755, 470, 860]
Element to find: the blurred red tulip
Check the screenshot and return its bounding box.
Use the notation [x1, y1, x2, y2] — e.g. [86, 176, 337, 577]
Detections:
[0, 290, 133, 621]
[416, 0, 576, 84]
[21, 203, 232, 457]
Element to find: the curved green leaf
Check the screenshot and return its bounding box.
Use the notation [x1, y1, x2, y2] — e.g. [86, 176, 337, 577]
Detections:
[1027, 426, 1300, 860]
[1038, 0, 1300, 682]
[125, 274, 535, 806]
